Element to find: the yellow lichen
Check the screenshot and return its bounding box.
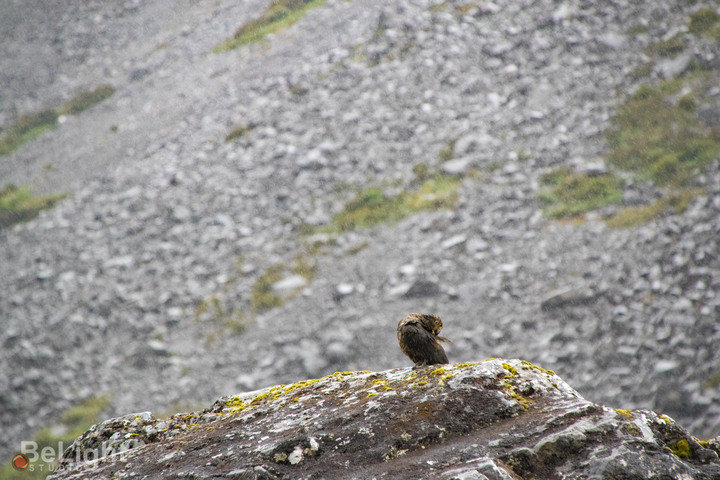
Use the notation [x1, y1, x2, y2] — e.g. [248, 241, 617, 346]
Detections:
[520, 360, 555, 376]
[283, 378, 321, 394]
[615, 409, 635, 420]
[324, 371, 360, 379]
[501, 363, 518, 377]
[431, 367, 447, 376]
[622, 423, 642, 437]
[371, 379, 393, 391]
[456, 362, 480, 368]
[224, 397, 250, 414]
[509, 392, 532, 410]
[669, 439, 692, 459]
[439, 373, 455, 386]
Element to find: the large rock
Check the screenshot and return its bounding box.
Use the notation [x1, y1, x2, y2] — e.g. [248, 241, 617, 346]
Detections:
[49, 359, 720, 479]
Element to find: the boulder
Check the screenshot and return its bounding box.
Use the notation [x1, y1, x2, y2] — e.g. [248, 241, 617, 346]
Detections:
[49, 359, 720, 479]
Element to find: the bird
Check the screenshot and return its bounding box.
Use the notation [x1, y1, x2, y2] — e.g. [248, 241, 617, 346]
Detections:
[397, 313, 451, 367]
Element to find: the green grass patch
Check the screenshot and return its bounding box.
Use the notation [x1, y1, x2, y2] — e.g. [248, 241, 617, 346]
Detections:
[250, 254, 316, 313]
[57, 84, 115, 116]
[0, 396, 110, 480]
[548, 19, 720, 228]
[0, 110, 58, 156]
[0, 184, 67, 230]
[538, 167, 623, 218]
[627, 24, 651, 37]
[214, 0, 328, 53]
[0, 84, 114, 156]
[689, 7, 720, 38]
[225, 124, 252, 142]
[606, 83, 720, 187]
[644, 33, 687, 58]
[628, 62, 654, 81]
[438, 138, 456, 162]
[605, 188, 705, 228]
[324, 175, 461, 232]
[194, 294, 250, 335]
[250, 264, 286, 313]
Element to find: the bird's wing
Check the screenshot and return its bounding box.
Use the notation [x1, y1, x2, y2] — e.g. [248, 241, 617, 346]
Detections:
[399, 322, 449, 365]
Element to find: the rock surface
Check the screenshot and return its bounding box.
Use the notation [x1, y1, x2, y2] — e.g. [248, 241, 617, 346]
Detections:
[48, 360, 720, 480]
[2, 0, 720, 464]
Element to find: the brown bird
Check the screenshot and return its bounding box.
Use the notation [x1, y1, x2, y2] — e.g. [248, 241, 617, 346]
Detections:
[397, 313, 451, 367]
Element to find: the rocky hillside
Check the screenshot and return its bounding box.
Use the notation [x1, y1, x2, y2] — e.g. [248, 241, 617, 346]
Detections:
[2, 0, 720, 468]
[46, 361, 720, 480]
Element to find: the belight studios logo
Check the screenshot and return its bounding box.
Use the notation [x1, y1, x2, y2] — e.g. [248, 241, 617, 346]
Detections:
[9, 441, 67, 473]
[10, 439, 139, 473]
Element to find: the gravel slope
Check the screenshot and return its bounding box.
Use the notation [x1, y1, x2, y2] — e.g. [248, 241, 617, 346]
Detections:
[1, 0, 719, 460]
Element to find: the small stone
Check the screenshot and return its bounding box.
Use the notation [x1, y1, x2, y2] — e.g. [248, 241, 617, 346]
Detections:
[578, 160, 608, 176]
[403, 279, 441, 298]
[36, 265, 55, 280]
[499, 263, 518, 273]
[399, 264, 416, 276]
[104, 255, 134, 269]
[655, 360, 679, 374]
[288, 446, 304, 464]
[335, 283, 354, 296]
[333, 283, 354, 302]
[441, 157, 472, 175]
[147, 340, 169, 356]
[172, 205, 192, 222]
[441, 234, 467, 249]
[613, 305, 629, 316]
[272, 275, 307, 292]
[672, 298, 693, 312]
[466, 237, 489, 252]
[541, 287, 598, 311]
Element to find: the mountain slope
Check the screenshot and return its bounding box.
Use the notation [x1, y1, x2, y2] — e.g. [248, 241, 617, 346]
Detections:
[1, 0, 719, 463]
